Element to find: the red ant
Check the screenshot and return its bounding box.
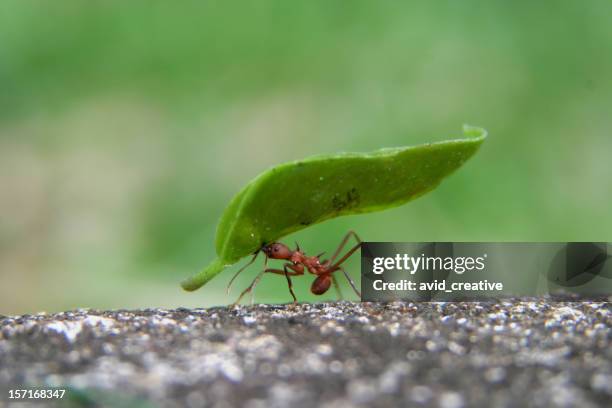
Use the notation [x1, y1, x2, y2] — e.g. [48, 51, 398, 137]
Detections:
[227, 231, 362, 305]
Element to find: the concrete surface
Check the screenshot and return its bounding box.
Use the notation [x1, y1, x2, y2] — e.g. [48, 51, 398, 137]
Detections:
[0, 300, 611, 407]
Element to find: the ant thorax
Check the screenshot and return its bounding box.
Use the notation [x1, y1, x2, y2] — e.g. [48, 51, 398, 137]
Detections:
[289, 252, 303, 264]
[302, 256, 325, 274]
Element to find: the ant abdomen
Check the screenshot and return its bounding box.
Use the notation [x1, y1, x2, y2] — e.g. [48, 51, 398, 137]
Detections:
[311, 274, 332, 295]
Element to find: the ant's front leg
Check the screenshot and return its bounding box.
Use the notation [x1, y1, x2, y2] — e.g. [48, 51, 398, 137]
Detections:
[234, 262, 304, 306]
[265, 263, 303, 304]
[232, 268, 266, 307]
[227, 251, 263, 294]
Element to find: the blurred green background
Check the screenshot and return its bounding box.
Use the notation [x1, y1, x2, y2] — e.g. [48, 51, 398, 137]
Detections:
[1, 1, 610, 315]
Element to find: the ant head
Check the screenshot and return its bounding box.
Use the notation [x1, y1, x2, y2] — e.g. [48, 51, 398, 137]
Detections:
[263, 242, 292, 260]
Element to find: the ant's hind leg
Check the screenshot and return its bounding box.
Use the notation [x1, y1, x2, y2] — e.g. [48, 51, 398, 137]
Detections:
[331, 275, 344, 300]
[340, 266, 361, 298]
[330, 240, 362, 271]
[329, 231, 362, 264]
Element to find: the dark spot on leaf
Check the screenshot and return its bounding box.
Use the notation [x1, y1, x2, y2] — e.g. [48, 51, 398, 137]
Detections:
[332, 195, 345, 211]
[332, 188, 360, 212]
[346, 187, 360, 206]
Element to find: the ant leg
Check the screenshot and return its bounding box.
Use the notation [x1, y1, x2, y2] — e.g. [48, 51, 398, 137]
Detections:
[283, 265, 297, 304]
[226, 251, 262, 294]
[233, 262, 302, 306]
[232, 269, 266, 306]
[330, 241, 362, 270]
[331, 275, 344, 300]
[329, 231, 362, 264]
[265, 264, 302, 304]
[323, 235, 362, 299]
[232, 257, 270, 306]
[340, 266, 361, 298]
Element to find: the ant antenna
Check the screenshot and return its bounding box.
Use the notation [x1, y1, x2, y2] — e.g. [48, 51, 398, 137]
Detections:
[226, 250, 260, 294]
[295, 242, 301, 252]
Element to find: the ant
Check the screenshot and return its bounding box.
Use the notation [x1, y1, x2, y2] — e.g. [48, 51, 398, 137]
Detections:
[227, 231, 362, 305]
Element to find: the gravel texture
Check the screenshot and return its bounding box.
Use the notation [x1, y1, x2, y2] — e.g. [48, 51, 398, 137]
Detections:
[0, 300, 611, 407]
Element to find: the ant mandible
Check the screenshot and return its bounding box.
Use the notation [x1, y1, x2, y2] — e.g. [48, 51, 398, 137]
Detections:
[227, 231, 362, 305]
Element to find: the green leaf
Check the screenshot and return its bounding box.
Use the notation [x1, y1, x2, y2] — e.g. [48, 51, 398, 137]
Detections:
[182, 125, 487, 291]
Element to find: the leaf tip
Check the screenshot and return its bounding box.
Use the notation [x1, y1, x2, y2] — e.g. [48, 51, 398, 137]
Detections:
[461, 124, 488, 141]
